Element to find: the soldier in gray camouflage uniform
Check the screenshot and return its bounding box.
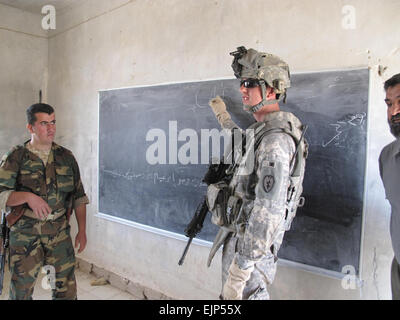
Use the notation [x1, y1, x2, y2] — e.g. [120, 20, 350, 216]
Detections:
[0, 103, 89, 300]
[207, 47, 307, 300]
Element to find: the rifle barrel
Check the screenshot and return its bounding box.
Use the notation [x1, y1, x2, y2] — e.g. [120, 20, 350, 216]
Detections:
[178, 237, 193, 266]
[0, 254, 4, 295]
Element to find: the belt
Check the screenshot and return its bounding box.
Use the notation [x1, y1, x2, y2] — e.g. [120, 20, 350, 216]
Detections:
[24, 208, 66, 221]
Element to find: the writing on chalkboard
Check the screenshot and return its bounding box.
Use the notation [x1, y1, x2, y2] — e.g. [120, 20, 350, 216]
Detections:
[322, 113, 366, 147]
[103, 168, 206, 188]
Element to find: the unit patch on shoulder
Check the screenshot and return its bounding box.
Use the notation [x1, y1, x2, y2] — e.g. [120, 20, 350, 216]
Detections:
[263, 175, 275, 193]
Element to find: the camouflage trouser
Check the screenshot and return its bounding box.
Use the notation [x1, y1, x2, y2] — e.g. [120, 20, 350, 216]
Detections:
[221, 229, 285, 300]
[8, 215, 76, 300]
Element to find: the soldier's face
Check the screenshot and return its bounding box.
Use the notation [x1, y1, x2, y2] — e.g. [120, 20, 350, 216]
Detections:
[239, 81, 263, 107]
[27, 112, 56, 145]
[385, 84, 400, 138]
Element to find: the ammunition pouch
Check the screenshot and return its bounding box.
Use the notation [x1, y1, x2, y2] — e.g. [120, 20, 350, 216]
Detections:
[206, 182, 243, 231]
[207, 182, 229, 227]
[226, 195, 243, 228]
[284, 176, 305, 231]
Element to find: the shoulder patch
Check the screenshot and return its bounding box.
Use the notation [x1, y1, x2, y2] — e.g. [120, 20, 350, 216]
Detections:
[263, 175, 275, 193]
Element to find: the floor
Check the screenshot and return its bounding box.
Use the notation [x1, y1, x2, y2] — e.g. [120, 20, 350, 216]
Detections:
[0, 266, 140, 300]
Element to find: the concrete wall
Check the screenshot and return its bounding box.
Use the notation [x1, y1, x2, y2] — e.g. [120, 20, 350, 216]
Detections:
[0, 4, 48, 156]
[3, 0, 400, 299]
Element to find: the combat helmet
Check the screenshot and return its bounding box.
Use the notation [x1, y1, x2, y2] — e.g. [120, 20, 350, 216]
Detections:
[230, 46, 291, 113]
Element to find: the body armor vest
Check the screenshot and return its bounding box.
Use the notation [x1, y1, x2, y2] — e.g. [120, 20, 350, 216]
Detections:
[206, 112, 308, 266]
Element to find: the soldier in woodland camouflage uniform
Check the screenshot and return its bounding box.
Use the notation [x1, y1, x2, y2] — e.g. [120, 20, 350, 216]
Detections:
[0, 103, 89, 300]
[207, 47, 307, 300]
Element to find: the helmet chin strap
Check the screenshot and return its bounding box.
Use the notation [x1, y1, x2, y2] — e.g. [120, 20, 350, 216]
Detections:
[242, 80, 285, 113]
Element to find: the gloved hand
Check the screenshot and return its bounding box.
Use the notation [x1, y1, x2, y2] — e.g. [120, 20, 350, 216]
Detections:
[209, 96, 232, 127]
[222, 259, 254, 300]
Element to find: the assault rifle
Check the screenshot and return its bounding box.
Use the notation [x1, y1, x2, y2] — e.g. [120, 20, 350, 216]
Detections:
[178, 128, 246, 266]
[0, 211, 10, 295]
[177, 198, 208, 266]
[178, 162, 232, 266]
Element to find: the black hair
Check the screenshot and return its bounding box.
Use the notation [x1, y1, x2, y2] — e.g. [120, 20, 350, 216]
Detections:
[26, 103, 54, 125]
[384, 73, 400, 91]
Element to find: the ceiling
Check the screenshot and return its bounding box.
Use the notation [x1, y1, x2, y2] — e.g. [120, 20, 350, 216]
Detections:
[0, 0, 80, 14]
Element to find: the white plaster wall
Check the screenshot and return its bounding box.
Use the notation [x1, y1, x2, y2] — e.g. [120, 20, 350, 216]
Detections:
[0, 4, 48, 156]
[41, 0, 400, 299]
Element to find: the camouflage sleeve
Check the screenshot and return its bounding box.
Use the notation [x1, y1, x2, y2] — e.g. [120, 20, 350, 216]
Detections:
[0, 148, 20, 194]
[0, 148, 22, 213]
[0, 190, 13, 213]
[69, 153, 89, 205]
[237, 132, 295, 267]
[74, 195, 89, 209]
[220, 118, 241, 132]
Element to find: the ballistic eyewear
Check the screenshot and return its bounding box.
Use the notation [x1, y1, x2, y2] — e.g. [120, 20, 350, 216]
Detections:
[240, 79, 261, 88]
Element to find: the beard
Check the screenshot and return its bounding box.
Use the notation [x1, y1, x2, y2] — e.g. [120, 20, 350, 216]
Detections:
[389, 114, 400, 138]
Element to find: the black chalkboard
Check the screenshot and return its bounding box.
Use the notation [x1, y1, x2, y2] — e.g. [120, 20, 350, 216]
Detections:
[99, 69, 369, 274]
